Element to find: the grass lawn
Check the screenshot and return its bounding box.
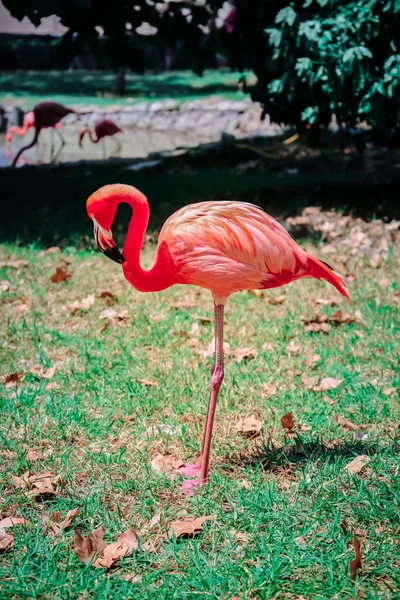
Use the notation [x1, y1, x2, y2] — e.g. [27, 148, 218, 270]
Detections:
[0, 180, 399, 598]
[0, 69, 255, 109]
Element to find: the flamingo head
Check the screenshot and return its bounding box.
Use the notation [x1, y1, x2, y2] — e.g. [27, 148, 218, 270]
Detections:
[86, 185, 125, 264]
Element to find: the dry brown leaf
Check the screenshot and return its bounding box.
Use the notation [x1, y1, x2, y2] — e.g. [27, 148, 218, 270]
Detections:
[100, 291, 116, 301]
[336, 415, 358, 431]
[68, 295, 95, 312]
[99, 308, 128, 321]
[169, 516, 212, 539]
[51, 507, 81, 534]
[10, 471, 31, 488]
[262, 383, 277, 397]
[39, 246, 60, 256]
[0, 260, 28, 269]
[318, 377, 343, 391]
[281, 412, 295, 431]
[172, 301, 197, 309]
[232, 347, 257, 363]
[196, 316, 212, 324]
[93, 528, 139, 569]
[27, 450, 39, 461]
[301, 374, 319, 390]
[45, 381, 59, 390]
[286, 341, 301, 356]
[0, 517, 27, 528]
[370, 253, 383, 269]
[190, 322, 200, 337]
[74, 527, 107, 564]
[0, 531, 14, 551]
[151, 453, 182, 473]
[345, 455, 370, 474]
[50, 267, 71, 283]
[28, 473, 55, 498]
[262, 342, 274, 351]
[122, 573, 143, 583]
[4, 372, 25, 389]
[383, 387, 396, 396]
[0, 279, 10, 292]
[269, 294, 286, 305]
[138, 378, 157, 387]
[304, 322, 331, 334]
[349, 534, 362, 579]
[234, 415, 263, 436]
[30, 365, 57, 380]
[315, 297, 338, 307]
[147, 510, 161, 528]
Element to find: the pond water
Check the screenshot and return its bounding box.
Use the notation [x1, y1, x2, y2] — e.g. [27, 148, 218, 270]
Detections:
[0, 124, 215, 167]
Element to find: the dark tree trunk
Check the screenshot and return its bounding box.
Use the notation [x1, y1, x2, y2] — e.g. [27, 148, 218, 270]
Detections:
[115, 67, 126, 96]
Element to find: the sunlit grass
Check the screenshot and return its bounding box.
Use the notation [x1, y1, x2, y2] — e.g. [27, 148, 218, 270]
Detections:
[0, 214, 399, 598]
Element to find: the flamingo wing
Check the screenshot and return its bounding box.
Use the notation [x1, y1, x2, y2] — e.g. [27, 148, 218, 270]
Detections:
[159, 201, 308, 295]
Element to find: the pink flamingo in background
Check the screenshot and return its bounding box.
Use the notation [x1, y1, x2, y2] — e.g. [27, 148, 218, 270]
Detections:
[87, 184, 350, 493]
[11, 101, 75, 167]
[6, 111, 63, 143]
[79, 118, 123, 158]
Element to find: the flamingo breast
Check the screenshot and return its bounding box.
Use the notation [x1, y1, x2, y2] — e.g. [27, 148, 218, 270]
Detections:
[158, 201, 308, 296]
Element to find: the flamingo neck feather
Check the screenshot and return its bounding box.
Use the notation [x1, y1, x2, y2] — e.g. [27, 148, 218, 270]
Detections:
[111, 186, 175, 292]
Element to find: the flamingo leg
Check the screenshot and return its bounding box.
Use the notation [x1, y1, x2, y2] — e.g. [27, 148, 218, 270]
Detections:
[112, 136, 121, 156]
[50, 128, 54, 162]
[53, 128, 66, 163]
[102, 138, 106, 160]
[181, 302, 225, 492]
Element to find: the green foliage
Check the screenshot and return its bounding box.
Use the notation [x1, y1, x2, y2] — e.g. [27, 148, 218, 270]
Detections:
[236, 0, 400, 128]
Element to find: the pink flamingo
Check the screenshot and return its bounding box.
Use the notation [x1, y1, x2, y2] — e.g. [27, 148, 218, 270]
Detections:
[79, 118, 123, 158]
[6, 111, 63, 143]
[86, 184, 350, 493]
[11, 101, 75, 167]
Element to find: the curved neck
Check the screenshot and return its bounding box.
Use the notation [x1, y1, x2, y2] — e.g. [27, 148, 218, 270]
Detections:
[115, 188, 176, 292]
[81, 129, 99, 144]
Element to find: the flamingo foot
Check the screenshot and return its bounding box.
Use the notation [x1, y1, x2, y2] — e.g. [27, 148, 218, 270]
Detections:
[178, 461, 202, 477]
[180, 477, 204, 495]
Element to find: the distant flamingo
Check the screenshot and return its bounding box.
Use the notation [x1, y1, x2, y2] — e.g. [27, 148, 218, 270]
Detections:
[6, 111, 63, 143]
[86, 184, 350, 493]
[79, 118, 123, 158]
[11, 101, 75, 167]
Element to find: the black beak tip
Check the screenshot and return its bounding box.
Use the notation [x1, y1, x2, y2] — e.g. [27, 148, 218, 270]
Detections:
[103, 246, 126, 264]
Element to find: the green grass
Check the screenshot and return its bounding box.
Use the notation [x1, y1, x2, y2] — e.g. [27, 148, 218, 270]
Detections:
[0, 68, 255, 109]
[0, 196, 399, 598]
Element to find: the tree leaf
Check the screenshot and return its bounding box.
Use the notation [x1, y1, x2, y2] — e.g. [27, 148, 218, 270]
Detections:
[349, 534, 362, 579]
[74, 527, 107, 564]
[234, 415, 263, 436]
[169, 516, 212, 539]
[345, 455, 370, 474]
[93, 528, 139, 569]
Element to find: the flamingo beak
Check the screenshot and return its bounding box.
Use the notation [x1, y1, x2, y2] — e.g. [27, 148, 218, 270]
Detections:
[93, 223, 125, 264]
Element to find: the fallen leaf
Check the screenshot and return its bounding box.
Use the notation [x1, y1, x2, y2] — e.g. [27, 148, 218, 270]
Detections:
[169, 516, 212, 539]
[50, 267, 71, 283]
[39, 246, 61, 256]
[301, 373, 319, 390]
[99, 308, 128, 321]
[100, 291, 116, 301]
[294, 535, 307, 549]
[281, 412, 295, 431]
[45, 381, 59, 390]
[122, 573, 143, 583]
[29, 365, 57, 380]
[10, 471, 31, 488]
[68, 295, 95, 312]
[234, 415, 263, 436]
[196, 316, 212, 324]
[0, 260, 28, 269]
[0, 517, 27, 528]
[262, 342, 274, 351]
[4, 372, 25, 389]
[304, 322, 331, 334]
[349, 534, 362, 579]
[370, 253, 383, 269]
[138, 378, 157, 387]
[172, 301, 196, 309]
[345, 455, 370, 474]
[0, 279, 10, 292]
[0, 530, 14, 551]
[318, 377, 343, 391]
[315, 297, 338, 307]
[336, 415, 358, 431]
[28, 473, 55, 498]
[286, 341, 301, 356]
[269, 294, 286, 305]
[148, 510, 161, 528]
[298, 423, 312, 432]
[94, 528, 139, 569]
[383, 387, 396, 396]
[151, 453, 182, 473]
[232, 347, 257, 362]
[190, 322, 200, 337]
[74, 527, 107, 564]
[262, 383, 277, 397]
[51, 507, 81, 534]
[27, 450, 39, 461]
